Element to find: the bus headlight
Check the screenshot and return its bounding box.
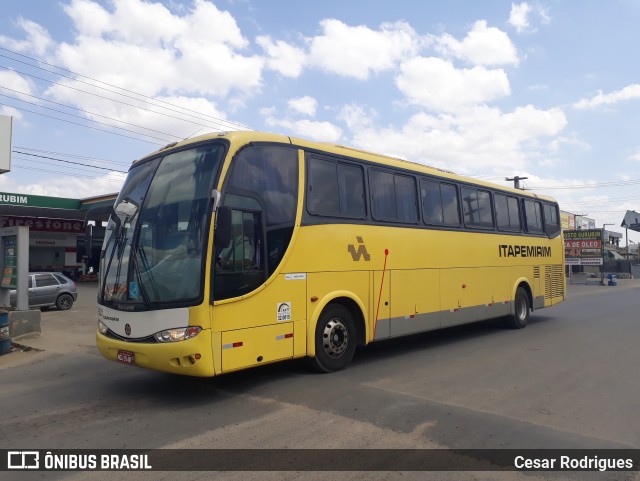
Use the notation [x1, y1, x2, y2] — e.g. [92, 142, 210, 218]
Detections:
[98, 321, 108, 334]
[154, 326, 202, 343]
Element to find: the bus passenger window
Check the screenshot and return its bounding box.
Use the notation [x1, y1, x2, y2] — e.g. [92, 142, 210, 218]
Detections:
[544, 203, 560, 236]
[462, 187, 494, 228]
[421, 180, 461, 226]
[308, 157, 340, 216]
[370, 170, 418, 223]
[523, 199, 544, 234]
[495, 193, 521, 231]
[307, 157, 366, 218]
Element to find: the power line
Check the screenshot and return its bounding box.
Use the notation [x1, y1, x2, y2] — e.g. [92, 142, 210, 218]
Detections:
[0, 101, 164, 145]
[529, 179, 640, 190]
[0, 46, 252, 132]
[0, 92, 176, 143]
[13, 150, 127, 173]
[13, 145, 128, 167]
[11, 164, 126, 183]
[0, 85, 181, 140]
[12, 155, 124, 177]
[0, 64, 234, 136]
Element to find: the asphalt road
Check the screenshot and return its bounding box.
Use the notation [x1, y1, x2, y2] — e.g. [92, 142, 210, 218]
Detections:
[1, 281, 640, 481]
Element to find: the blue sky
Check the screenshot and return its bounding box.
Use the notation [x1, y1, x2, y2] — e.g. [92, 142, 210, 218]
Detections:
[1, 0, 640, 242]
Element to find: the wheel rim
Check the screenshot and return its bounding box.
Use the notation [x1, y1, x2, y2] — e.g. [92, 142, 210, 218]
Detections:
[59, 295, 72, 309]
[322, 318, 349, 358]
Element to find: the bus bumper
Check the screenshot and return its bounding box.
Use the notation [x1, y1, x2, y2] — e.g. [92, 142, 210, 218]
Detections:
[96, 329, 215, 377]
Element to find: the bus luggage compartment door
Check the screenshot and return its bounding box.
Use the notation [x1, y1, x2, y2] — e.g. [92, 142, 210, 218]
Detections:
[221, 323, 294, 372]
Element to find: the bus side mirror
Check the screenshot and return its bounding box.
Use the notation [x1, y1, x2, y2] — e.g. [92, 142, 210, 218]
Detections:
[216, 206, 232, 248]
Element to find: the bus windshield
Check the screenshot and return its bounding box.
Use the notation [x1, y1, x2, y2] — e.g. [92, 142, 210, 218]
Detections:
[99, 143, 224, 310]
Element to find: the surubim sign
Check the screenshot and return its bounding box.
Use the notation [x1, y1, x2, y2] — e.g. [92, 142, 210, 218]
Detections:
[564, 229, 603, 265]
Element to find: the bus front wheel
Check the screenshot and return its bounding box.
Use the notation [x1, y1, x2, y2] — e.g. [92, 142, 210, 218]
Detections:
[311, 304, 357, 373]
[507, 287, 530, 329]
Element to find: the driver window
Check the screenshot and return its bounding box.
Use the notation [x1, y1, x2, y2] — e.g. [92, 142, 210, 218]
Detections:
[213, 200, 264, 300]
[217, 210, 260, 271]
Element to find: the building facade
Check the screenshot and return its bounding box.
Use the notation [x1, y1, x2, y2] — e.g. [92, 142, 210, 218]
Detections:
[0, 191, 115, 277]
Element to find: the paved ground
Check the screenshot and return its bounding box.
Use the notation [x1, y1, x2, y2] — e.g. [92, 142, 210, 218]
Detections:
[1, 282, 99, 369]
[3, 278, 640, 368]
[2, 279, 640, 481]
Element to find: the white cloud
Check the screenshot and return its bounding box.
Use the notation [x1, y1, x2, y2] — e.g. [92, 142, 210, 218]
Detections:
[396, 57, 511, 111]
[508, 2, 551, 34]
[62, 0, 112, 38]
[509, 3, 532, 33]
[0, 105, 23, 120]
[0, 17, 54, 55]
[54, 0, 263, 101]
[343, 104, 566, 174]
[338, 104, 378, 131]
[434, 20, 519, 66]
[629, 150, 640, 162]
[0, 71, 37, 121]
[287, 96, 317, 116]
[44, 81, 231, 140]
[265, 116, 342, 142]
[0, 70, 36, 99]
[256, 36, 306, 78]
[307, 19, 421, 79]
[573, 84, 640, 109]
[0, 170, 126, 198]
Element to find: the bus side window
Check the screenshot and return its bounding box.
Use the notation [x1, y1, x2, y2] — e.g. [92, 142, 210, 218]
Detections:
[544, 203, 561, 236]
[462, 187, 494, 228]
[421, 179, 461, 226]
[307, 156, 366, 219]
[495, 193, 521, 231]
[370, 170, 418, 223]
[523, 199, 544, 234]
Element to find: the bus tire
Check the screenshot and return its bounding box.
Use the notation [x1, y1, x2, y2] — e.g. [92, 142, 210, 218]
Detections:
[311, 304, 357, 373]
[507, 287, 529, 329]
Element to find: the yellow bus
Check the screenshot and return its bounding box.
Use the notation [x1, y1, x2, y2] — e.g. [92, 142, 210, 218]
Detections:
[96, 131, 565, 376]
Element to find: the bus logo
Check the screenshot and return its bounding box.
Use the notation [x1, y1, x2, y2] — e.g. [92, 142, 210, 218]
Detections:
[8, 451, 39, 469]
[348, 236, 370, 262]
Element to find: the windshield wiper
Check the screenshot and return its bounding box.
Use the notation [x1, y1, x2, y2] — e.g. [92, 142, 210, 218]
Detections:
[102, 201, 137, 304]
[130, 247, 152, 307]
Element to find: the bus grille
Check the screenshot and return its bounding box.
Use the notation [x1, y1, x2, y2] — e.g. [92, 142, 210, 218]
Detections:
[533, 266, 540, 279]
[544, 265, 565, 299]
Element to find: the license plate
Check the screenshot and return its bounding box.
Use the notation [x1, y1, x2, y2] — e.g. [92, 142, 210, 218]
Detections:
[117, 350, 135, 365]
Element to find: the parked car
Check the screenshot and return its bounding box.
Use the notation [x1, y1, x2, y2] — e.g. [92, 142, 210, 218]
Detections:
[9, 272, 78, 310]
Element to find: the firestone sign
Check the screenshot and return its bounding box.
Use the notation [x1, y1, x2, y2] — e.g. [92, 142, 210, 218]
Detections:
[564, 229, 603, 265]
[0, 216, 85, 234]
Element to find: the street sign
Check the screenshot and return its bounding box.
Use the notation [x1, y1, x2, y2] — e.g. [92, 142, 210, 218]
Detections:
[564, 229, 603, 265]
[621, 210, 640, 233]
[0, 115, 11, 174]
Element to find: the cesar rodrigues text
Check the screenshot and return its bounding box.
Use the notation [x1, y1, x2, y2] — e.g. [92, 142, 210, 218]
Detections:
[514, 455, 634, 471]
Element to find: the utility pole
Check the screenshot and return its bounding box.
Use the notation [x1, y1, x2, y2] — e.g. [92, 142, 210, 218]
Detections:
[506, 176, 528, 190]
[602, 223, 614, 248]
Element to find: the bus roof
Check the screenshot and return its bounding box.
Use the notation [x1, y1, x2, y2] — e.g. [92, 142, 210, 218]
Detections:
[136, 130, 557, 203]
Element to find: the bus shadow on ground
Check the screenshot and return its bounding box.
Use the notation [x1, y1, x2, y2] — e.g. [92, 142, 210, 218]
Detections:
[102, 313, 557, 398]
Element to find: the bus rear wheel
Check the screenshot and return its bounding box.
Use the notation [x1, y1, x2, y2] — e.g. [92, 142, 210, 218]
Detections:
[311, 304, 357, 373]
[506, 287, 530, 329]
